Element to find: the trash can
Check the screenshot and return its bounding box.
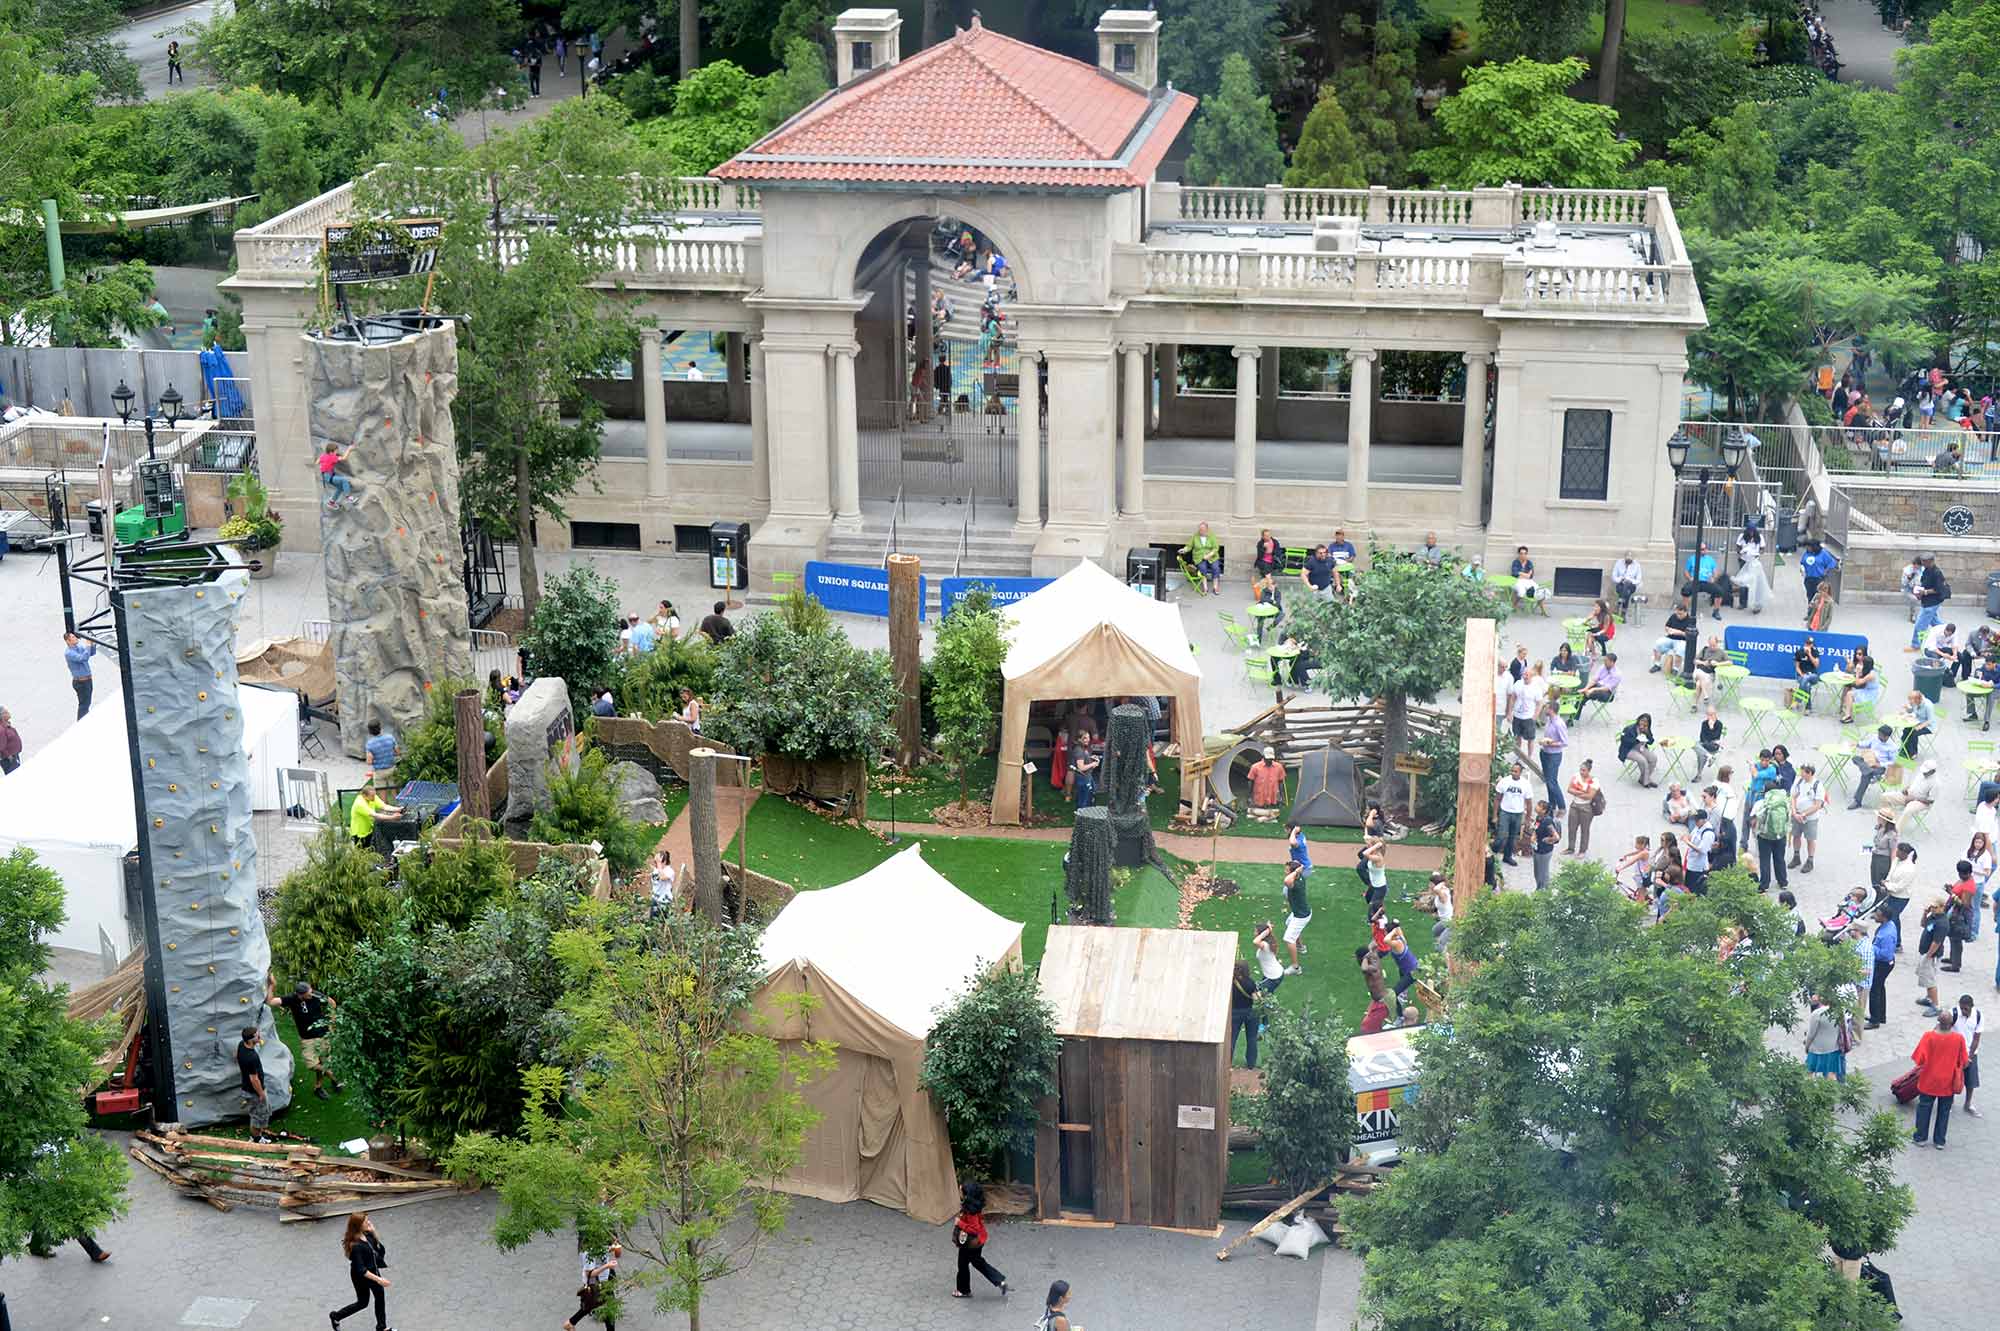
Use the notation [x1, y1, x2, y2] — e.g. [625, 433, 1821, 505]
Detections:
[1987, 569, 2000, 619]
[1913, 658, 1947, 704]
[85, 499, 106, 538]
[1126, 546, 1164, 600]
[1776, 512, 1798, 554]
[707, 521, 748, 590]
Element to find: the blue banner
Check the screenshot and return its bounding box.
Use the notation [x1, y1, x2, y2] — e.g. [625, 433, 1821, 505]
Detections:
[1723, 625, 1871, 679]
[938, 576, 1052, 619]
[803, 561, 924, 620]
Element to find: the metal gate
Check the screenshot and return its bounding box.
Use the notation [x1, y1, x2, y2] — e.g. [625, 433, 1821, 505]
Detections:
[858, 398, 1016, 510]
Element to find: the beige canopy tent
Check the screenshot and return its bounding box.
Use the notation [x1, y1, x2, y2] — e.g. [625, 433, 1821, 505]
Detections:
[751, 844, 1024, 1224]
[989, 560, 1204, 824]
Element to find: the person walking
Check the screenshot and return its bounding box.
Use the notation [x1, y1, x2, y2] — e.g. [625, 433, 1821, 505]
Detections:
[1955, 992, 1984, 1117]
[1789, 762, 1827, 874]
[1867, 906, 1899, 1029]
[1752, 780, 1792, 892]
[1909, 552, 1946, 651]
[1564, 759, 1601, 854]
[527, 42, 544, 95]
[166, 39, 183, 85]
[1228, 960, 1261, 1068]
[330, 1212, 391, 1329]
[1915, 898, 1948, 1016]
[1803, 994, 1846, 1081]
[237, 1025, 274, 1142]
[1531, 799, 1558, 890]
[948, 1183, 1008, 1300]
[1536, 702, 1568, 813]
[0, 706, 20, 774]
[1910, 1008, 1969, 1149]
[1037, 1280, 1075, 1331]
[565, 1243, 618, 1330]
[63, 631, 96, 718]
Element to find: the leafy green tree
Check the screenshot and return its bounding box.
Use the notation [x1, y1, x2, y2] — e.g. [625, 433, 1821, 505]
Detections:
[638, 60, 766, 176]
[267, 821, 398, 993]
[193, 0, 521, 106]
[1614, 30, 1753, 152]
[399, 824, 517, 932]
[1, 0, 140, 102]
[1660, 103, 1782, 238]
[0, 39, 104, 343]
[1323, 18, 1422, 186]
[1245, 1002, 1353, 1193]
[18, 260, 162, 349]
[1157, 0, 1282, 101]
[1285, 544, 1509, 798]
[1186, 53, 1285, 188]
[707, 602, 897, 763]
[521, 565, 626, 712]
[920, 962, 1060, 1177]
[355, 100, 648, 615]
[1284, 85, 1367, 189]
[393, 676, 505, 785]
[929, 586, 1009, 808]
[530, 748, 655, 876]
[445, 908, 833, 1331]
[0, 849, 130, 1260]
[756, 35, 829, 130]
[1414, 57, 1636, 188]
[1346, 863, 1911, 1331]
[613, 634, 718, 720]
[1475, 0, 1595, 64]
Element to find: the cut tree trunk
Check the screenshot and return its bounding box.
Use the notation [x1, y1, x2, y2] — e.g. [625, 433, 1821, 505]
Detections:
[888, 554, 922, 767]
[1596, 0, 1627, 105]
[689, 747, 723, 922]
[454, 689, 489, 821]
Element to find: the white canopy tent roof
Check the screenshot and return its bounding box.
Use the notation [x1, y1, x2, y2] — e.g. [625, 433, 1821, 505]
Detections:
[0, 682, 297, 956]
[989, 560, 1204, 823]
[758, 843, 1024, 1036]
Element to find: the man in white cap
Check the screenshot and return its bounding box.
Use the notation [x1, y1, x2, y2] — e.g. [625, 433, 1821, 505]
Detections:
[1878, 757, 1940, 828]
[1246, 746, 1286, 821]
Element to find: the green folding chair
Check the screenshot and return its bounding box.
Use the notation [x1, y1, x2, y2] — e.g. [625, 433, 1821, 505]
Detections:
[1217, 610, 1254, 652]
[1246, 654, 1277, 687]
[1283, 546, 1309, 572]
[1967, 739, 1998, 799]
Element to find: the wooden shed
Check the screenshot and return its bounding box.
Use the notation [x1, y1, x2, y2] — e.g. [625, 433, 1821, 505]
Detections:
[1033, 925, 1235, 1231]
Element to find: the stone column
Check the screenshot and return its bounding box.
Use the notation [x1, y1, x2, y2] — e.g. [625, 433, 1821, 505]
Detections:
[1487, 354, 1522, 545]
[1459, 351, 1491, 532]
[831, 342, 861, 524]
[1042, 350, 1116, 530]
[748, 335, 770, 507]
[762, 335, 833, 518]
[1233, 345, 1260, 519]
[639, 326, 668, 498]
[1120, 343, 1147, 517]
[1158, 343, 1178, 433]
[1346, 348, 1376, 524]
[1017, 349, 1042, 532]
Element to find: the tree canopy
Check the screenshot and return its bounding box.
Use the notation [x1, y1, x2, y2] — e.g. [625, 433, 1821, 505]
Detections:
[1414, 57, 1637, 188]
[1347, 863, 1910, 1331]
[706, 596, 897, 763]
[1284, 85, 1368, 190]
[194, 0, 522, 107]
[1186, 52, 1286, 188]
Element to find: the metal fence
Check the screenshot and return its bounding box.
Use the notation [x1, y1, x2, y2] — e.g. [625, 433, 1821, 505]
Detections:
[857, 398, 1016, 509]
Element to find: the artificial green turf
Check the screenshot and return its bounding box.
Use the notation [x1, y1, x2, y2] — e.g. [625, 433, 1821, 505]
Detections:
[199, 1014, 375, 1154]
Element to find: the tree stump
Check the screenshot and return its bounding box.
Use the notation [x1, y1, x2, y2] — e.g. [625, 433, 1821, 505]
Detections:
[1065, 806, 1115, 925]
[689, 747, 723, 923]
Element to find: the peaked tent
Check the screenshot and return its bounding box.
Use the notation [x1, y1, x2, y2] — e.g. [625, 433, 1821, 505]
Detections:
[1288, 743, 1365, 828]
[752, 844, 1023, 1224]
[989, 560, 1203, 824]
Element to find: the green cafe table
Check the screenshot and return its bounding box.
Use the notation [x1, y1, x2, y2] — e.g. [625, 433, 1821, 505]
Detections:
[1714, 663, 1751, 710]
[1246, 600, 1280, 642]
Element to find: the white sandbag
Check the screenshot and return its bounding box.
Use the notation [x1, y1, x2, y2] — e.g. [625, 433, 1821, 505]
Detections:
[1274, 1215, 1330, 1259]
[1253, 1220, 1293, 1248]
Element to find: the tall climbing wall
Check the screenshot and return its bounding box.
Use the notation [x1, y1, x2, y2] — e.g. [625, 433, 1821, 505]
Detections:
[124, 570, 294, 1126]
[305, 322, 473, 759]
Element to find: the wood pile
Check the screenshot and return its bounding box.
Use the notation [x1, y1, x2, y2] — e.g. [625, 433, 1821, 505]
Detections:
[1216, 1161, 1390, 1251]
[1223, 699, 1452, 772]
[129, 1130, 471, 1221]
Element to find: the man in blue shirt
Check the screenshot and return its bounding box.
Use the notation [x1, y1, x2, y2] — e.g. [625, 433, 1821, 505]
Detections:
[1683, 542, 1726, 620]
[62, 631, 95, 718]
[1800, 542, 1838, 618]
[1909, 552, 1945, 651]
[1849, 726, 1899, 809]
[364, 721, 398, 772]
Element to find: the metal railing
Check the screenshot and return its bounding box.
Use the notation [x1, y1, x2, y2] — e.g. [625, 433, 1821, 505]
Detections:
[470, 628, 514, 682]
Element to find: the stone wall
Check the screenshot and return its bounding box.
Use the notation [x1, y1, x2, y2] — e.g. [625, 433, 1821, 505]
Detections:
[123, 571, 294, 1126]
[305, 323, 473, 759]
[1837, 481, 2000, 545]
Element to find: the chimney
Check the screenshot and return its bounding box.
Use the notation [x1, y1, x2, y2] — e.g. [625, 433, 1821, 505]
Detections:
[1096, 9, 1161, 92]
[833, 8, 902, 86]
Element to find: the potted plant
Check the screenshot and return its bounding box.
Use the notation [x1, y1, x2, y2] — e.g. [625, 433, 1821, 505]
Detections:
[222, 472, 285, 578]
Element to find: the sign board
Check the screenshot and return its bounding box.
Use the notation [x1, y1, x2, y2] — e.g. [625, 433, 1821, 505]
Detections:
[137, 459, 176, 519]
[546, 709, 579, 777]
[323, 218, 443, 285]
[1722, 626, 1870, 680]
[938, 576, 1052, 618]
[1393, 753, 1434, 776]
[1347, 1025, 1424, 1146]
[1176, 1104, 1216, 1131]
[804, 560, 926, 620]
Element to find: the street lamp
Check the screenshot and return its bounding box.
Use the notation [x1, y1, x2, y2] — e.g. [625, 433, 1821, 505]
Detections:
[110, 379, 135, 425]
[1665, 426, 1750, 681]
[111, 380, 184, 539]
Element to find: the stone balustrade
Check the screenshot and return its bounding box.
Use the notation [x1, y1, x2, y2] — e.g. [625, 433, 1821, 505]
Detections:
[1151, 182, 1668, 232]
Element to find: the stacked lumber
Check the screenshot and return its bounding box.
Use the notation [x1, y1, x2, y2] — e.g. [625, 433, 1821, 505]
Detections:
[130, 1131, 470, 1221]
[66, 951, 146, 1078]
[1216, 1161, 1390, 1251]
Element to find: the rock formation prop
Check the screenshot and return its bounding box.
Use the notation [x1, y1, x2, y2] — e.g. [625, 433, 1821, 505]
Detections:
[502, 676, 578, 824]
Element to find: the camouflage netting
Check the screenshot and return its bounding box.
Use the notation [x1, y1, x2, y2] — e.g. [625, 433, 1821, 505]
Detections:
[124, 570, 293, 1126]
[306, 323, 472, 760]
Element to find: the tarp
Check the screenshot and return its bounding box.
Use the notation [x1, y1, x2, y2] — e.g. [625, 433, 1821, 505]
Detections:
[1289, 744, 1365, 828]
[752, 845, 1023, 1224]
[200, 345, 246, 419]
[0, 682, 297, 956]
[989, 560, 1203, 823]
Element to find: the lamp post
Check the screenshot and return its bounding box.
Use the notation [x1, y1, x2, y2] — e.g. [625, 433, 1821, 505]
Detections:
[1665, 426, 1749, 682]
[110, 380, 185, 539]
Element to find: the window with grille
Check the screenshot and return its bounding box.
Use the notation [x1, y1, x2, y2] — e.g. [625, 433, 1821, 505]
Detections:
[852, 41, 873, 71]
[1114, 43, 1137, 72]
[1559, 408, 1612, 500]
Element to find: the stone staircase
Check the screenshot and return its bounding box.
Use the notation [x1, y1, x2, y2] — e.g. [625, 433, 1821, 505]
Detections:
[821, 519, 1035, 614]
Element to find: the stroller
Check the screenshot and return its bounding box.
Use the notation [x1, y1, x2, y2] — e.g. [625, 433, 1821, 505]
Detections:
[1819, 886, 1884, 944]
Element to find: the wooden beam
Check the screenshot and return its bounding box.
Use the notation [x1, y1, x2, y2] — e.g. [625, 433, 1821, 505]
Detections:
[454, 689, 489, 822]
[888, 553, 922, 768]
[1453, 618, 1497, 929]
[1215, 1178, 1330, 1261]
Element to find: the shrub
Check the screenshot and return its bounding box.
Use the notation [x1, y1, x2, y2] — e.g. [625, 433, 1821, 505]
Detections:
[1410, 722, 1460, 826]
[267, 821, 396, 993]
[706, 598, 896, 764]
[398, 823, 516, 932]
[919, 963, 1060, 1177]
[1245, 1002, 1354, 1192]
[530, 747, 651, 876]
[611, 634, 717, 720]
[929, 587, 1009, 806]
[521, 565, 625, 718]
[394, 676, 505, 784]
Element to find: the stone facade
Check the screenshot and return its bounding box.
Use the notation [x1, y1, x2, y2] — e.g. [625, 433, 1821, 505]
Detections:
[123, 570, 293, 1126]
[305, 323, 473, 759]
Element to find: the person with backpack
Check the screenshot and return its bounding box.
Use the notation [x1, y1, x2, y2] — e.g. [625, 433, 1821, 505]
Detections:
[949, 1181, 1007, 1299]
[1753, 781, 1792, 892]
[1038, 1279, 1077, 1331]
[1915, 898, 1949, 1017]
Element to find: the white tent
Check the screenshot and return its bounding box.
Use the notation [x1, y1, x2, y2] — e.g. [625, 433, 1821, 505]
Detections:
[989, 559, 1204, 823]
[0, 682, 297, 957]
[753, 844, 1023, 1224]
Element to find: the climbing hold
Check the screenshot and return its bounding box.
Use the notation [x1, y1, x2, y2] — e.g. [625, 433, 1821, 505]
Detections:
[198, 690, 208, 700]
[153, 818, 164, 828]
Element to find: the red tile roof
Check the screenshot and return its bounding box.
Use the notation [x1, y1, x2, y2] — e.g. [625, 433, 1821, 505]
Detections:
[714, 17, 1195, 190]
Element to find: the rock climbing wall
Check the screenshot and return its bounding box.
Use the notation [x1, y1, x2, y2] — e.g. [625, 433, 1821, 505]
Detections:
[305, 323, 473, 760]
[123, 571, 294, 1126]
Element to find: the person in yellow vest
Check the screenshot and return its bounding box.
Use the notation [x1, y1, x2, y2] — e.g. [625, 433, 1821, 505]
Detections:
[348, 778, 403, 850]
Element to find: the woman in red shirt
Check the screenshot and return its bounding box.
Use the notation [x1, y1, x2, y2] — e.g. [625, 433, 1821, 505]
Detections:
[1911, 1008, 1969, 1148]
[950, 1183, 1007, 1299]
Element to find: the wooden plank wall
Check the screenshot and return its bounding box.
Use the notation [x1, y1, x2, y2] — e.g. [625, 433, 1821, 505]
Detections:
[1045, 1037, 1226, 1229]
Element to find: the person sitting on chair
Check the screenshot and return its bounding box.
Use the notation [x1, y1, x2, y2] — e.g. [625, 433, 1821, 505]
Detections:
[1611, 553, 1642, 617]
[1651, 598, 1697, 673]
[1579, 653, 1622, 716]
[1185, 522, 1223, 596]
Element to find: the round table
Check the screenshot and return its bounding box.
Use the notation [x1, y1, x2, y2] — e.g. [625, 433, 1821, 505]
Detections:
[1246, 601, 1280, 642]
[1714, 663, 1751, 710]
[1657, 734, 1697, 783]
[1817, 741, 1855, 795]
[1548, 672, 1582, 695]
[1962, 678, 1995, 725]
[1269, 642, 1302, 685]
[1739, 697, 1776, 746]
